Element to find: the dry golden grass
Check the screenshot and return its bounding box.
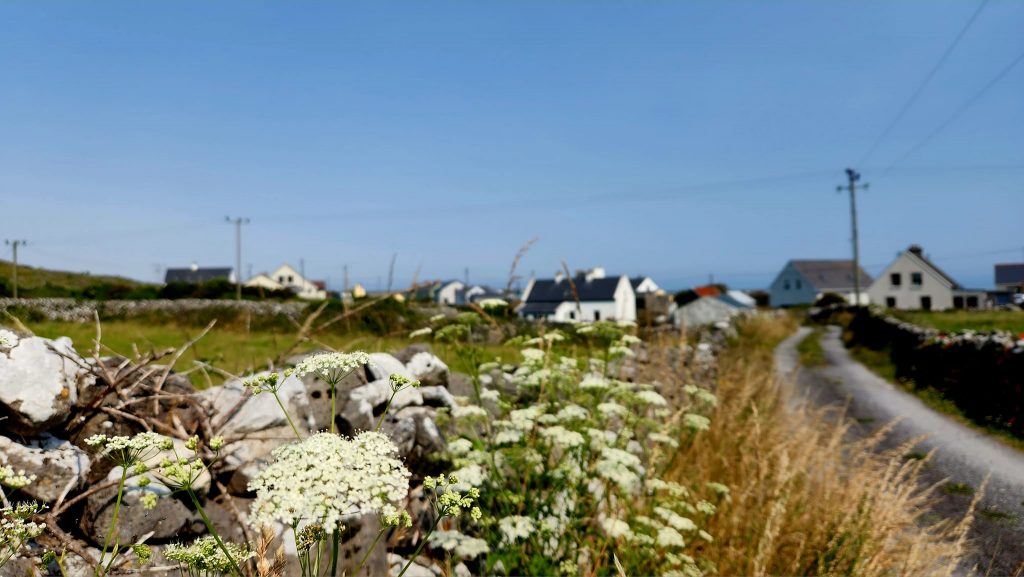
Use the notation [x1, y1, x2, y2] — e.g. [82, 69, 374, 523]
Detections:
[657, 314, 978, 576]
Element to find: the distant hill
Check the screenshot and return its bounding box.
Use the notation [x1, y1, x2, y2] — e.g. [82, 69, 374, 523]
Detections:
[0, 259, 152, 298]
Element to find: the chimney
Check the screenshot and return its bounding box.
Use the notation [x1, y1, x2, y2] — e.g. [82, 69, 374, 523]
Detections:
[908, 245, 924, 257]
[554, 270, 565, 282]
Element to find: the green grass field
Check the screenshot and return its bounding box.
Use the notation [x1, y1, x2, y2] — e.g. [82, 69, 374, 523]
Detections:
[0, 259, 147, 291]
[892, 309, 1024, 334]
[25, 319, 519, 387]
[796, 327, 826, 367]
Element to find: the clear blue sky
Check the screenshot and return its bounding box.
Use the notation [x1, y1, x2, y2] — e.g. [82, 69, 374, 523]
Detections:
[2, 1, 1022, 291]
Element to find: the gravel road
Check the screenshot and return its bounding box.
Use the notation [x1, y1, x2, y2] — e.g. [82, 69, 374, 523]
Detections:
[776, 326, 1024, 575]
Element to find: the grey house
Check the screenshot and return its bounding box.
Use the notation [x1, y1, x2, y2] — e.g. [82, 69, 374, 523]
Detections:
[164, 263, 234, 284]
[768, 260, 872, 307]
[995, 263, 1024, 293]
[867, 245, 987, 310]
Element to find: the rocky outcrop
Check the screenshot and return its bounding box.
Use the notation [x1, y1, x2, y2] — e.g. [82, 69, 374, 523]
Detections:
[0, 434, 90, 503]
[0, 333, 92, 435]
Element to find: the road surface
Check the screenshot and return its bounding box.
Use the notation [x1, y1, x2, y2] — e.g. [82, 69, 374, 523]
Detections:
[775, 326, 1024, 575]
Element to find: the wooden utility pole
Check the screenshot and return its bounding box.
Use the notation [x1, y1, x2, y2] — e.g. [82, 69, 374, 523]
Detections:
[225, 217, 250, 301]
[837, 169, 868, 306]
[5, 240, 27, 299]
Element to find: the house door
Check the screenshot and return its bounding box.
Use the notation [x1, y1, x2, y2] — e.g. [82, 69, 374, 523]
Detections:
[953, 296, 964, 309]
[920, 296, 932, 311]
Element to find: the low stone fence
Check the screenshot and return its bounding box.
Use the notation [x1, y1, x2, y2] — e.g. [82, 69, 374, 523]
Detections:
[812, 306, 1024, 435]
[0, 297, 307, 323]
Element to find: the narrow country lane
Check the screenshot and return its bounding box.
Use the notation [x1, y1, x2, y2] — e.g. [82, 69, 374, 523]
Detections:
[776, 326, 1024, 575]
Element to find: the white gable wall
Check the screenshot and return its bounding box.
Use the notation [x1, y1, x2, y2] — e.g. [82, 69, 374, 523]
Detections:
[867, 252, 955, 311]
[769, 262, 818, 307]
[437, 281, 465, 305]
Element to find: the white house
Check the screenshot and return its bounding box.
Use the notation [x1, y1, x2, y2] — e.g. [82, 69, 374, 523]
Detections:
[867, 245, 986, 311]
[518, 267, 637, 323]
[245, 263, 327, 300]
[768, 260, 872, 307]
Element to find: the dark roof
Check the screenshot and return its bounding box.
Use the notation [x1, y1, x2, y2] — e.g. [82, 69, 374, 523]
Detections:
[520, 302, 560, 315]
[905, 246, 960, 289]
[164, 267, 232, 284]
[526, 276, 621, 303]
[995, 263, 1024, 286]
[790, 260, 873, 291]
[629, 277, 647, 289]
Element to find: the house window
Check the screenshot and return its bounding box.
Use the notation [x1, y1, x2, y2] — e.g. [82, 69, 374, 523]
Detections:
[278, 276, 284, 283]
[966, 296, 979, 308]
[911, 272, 923, 287]
[920, 296, 932, 311]
[885, 297, 896, 308]
[783, 280, 790, 290]
[569, 311, 576, 320]
[795, 279, 802, 289]
[594, 310, 601, 321]
[890, 273, 901, 287]
[288, 275, 294, 283]
[953, 296, 964, 309]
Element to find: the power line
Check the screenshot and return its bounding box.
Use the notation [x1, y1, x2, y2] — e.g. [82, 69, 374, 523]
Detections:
[883, 46, 1024, 173]
[860, 0, 990, 165]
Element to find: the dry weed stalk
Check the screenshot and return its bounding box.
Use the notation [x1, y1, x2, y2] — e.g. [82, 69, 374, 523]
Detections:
[254, 525, 286, 577]
[649, 315, 973, 576]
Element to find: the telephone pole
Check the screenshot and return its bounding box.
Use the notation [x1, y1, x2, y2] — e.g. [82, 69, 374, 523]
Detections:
[5, 240, 27, 299]
[225, 217, 250, 301]
[837, 169, 868, 306]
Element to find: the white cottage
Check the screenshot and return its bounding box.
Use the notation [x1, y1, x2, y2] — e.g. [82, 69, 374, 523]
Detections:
[768, 260, 872, 307]
[867, 245, 986, 310]
[518, 267, 636, 323]
[245, 263, 327, 300]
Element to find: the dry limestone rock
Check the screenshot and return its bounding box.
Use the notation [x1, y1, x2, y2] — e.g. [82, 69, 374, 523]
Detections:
[0, 332, 93, 434]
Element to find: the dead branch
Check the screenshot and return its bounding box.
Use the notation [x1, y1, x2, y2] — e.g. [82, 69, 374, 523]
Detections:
[151, 320, 217, 415]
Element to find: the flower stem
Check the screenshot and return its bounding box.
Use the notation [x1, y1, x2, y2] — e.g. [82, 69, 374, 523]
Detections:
[397, 516, 441, 577]
[329, 529, 340, 577]
[187, 490, 244, 577]
[375, 392, 397, 432]
[330, 383, 337, 434]
[272, 391, 303, 440]
[95, 466, 128, 577]
[352, 529, 385, 576]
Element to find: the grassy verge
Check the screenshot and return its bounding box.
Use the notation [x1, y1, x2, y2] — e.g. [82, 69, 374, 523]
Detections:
[796, 327, 826, 367]
[892, 309, 1024, 334]
[22, 319, 518, 387]
[846, 344, 1024, 453]
[664, 314, 973, 576]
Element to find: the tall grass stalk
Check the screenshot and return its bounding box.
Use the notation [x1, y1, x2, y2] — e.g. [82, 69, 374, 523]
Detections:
[657, 315, 976, 576]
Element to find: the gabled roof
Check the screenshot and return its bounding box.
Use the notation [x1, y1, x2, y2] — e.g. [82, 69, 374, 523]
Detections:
[693, 285, 721, 298]
[790, 260, 872, 291]
[904, 246, 960, 289]
[165, 267, 232, 284]
[995, 263, 1024, 286]
[526, 276, 622, 303]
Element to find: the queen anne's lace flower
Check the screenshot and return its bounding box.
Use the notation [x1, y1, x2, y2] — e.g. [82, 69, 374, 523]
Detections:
[498, 515, 536, 545]
[0, 466, 35, 490]
[683, 413, 711, 432]
[478, 298, 508, 310]
[451, 405, 488, 420]
[657, 526, 686, 547]
[292, 351, 370, 384]
[409, 327, 433, 338]
[655, 507, 697, 532]
[1, 501, 44, 553]
[86, 432, 164, 467]
[600, 517, 633, 539]
[540, 426, 586, 450]
[635, 390, 668, 406]
[164, 536, 254, 573]
[249, 431, 410, 529]
[429, 530, 490, 559]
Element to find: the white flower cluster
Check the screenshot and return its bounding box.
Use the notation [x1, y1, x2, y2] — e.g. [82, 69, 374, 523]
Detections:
[292, 351, 370, 384]
[498, 515, 536, 545]
[0, 329, 15, 349]
[429, 529, 490, 559]
[249, 431, 410, 529]
[1, 501, 43, 557]
[409, 327, 433, 338]
[478, 298, 508, 310]
[0, 465, 35, 490]
[85, 431, 167, 466]
[164, 536, 254, 574]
